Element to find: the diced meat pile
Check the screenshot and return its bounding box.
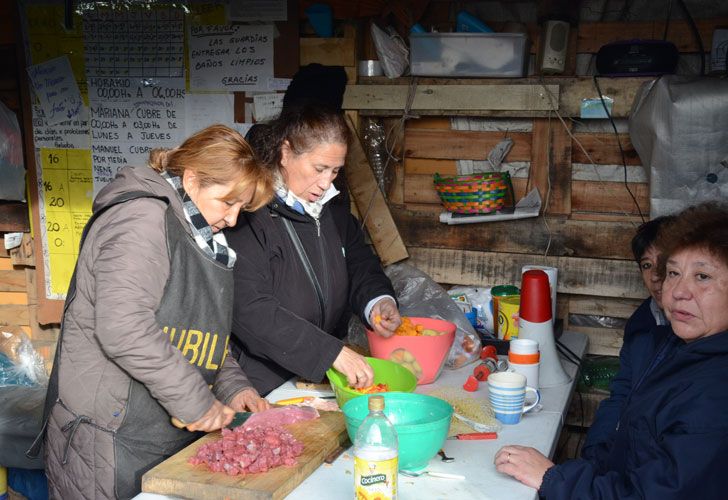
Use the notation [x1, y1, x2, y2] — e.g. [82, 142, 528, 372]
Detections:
[188, 425, 304, 475]
[188, 406, 320, 476]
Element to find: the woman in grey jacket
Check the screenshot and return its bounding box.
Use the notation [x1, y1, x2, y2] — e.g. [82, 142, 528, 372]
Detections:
[38, 125, 274, 499]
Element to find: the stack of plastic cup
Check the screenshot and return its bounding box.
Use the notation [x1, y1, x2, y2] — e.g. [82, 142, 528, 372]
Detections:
[508, 338, 540, 388]
[518, 270, 569, 387]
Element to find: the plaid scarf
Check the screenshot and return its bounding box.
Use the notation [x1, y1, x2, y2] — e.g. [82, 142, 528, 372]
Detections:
[161, 171, 236, 268]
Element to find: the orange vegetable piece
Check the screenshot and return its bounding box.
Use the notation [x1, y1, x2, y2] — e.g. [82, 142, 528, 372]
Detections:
[351, 383, 390, 394]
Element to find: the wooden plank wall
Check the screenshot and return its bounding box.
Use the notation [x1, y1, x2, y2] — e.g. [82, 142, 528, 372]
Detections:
[377, 16, 728, 357]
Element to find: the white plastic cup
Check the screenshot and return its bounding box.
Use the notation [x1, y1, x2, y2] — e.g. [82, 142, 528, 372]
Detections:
[509, 360, 540, 389]
[509, 338, 539, 354]
[508, 339, 540, 389]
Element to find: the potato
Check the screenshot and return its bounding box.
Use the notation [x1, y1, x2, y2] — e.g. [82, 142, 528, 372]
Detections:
[389, 349, 406, 363]
[402, 350, 415, 363]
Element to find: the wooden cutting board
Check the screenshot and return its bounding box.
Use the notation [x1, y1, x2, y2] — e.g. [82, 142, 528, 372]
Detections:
[142, 410, 348, 499]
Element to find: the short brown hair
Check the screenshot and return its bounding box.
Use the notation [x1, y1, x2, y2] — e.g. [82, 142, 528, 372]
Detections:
[655, 201, 728, 277]
[148, 124, 273, 211]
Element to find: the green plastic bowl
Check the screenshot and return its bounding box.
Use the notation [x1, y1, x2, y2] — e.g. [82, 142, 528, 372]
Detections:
[342, 392, 453, 471]
[326, 357, 417, 408]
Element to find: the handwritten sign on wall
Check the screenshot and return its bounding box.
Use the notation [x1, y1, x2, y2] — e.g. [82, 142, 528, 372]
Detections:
[27, 56, 86, 126]
[188, 24, 273, 92]
[38, 148, 93, 298]
[87, 77, 186, 192]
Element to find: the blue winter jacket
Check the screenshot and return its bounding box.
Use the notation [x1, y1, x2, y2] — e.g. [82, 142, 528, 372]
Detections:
[581, 298, 669, 463]
[539, 327, 728, 499]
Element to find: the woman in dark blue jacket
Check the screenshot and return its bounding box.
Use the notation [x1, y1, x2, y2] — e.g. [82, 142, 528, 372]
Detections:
[494, 202, 728, 499]
[581, 216, 673, 463]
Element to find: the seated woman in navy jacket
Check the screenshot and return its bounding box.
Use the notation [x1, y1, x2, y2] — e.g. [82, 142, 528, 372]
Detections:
[495, 201, 728, 500]
[580, 215, 674, 462]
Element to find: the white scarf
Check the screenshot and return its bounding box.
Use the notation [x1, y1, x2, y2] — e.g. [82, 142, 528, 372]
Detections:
[273, 173, 339, 219]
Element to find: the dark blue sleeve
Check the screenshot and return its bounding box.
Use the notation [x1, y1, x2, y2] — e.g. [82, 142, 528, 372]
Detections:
[581, 299, 653, 463]
[541, 428, 728, 499]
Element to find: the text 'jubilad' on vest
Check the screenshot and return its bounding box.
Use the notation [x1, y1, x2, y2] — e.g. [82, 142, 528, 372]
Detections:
[163, 326, 229, 369]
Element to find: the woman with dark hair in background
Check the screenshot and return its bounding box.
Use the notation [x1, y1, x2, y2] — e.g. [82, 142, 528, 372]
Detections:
[494, 201, 728, 499]
[226, 105, 402, 396]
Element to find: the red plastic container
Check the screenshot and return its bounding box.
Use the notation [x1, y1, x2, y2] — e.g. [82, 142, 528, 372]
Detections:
[519, 270, 553, 323]
[366, 317, 456, 385]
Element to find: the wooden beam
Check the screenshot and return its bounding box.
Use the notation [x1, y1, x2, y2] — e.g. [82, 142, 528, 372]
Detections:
[0, 202, 30, 232]
[344, 77, 649, 118]
[404, 129, 531, 161]
[530, 119, 551, 214]
[0, 304, 29, 325]
[577, 19, 727, 54]
[403, 158, 458, 175]
[344, 84, 559, 113]
[567, 295, 643, 319]
[572, 133, 641, 166]
[9, 233, 34, 266]
[0, 269, 26, 291]
[300, 37, 356, 67]
[391, 207, 637, 260]
[548, 118, 572, 216]
[406, 247, 646, 299]
[571, 180, 649, 215]
[568, 325, 623, 356]
[344, 117, 409, 266]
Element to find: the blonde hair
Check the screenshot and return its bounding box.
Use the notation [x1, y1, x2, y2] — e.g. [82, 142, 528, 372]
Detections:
[149, 125, 273, 211]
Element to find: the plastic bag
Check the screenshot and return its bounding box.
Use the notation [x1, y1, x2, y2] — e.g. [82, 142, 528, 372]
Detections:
[387, 263, 481, 369]
[448, 285, 494, 335]
[0, 327, 48, 387]
[370, 23, 409, 78]
[0, 101, 25, 201]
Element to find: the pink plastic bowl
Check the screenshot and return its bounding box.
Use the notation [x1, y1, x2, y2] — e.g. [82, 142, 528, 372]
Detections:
[366, 317, 456, 385]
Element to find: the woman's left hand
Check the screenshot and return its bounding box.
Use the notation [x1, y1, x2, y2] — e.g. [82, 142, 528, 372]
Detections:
[369, 298, 402, 338]
[494, 445, 553, 490]
[229, 388, 271, 413]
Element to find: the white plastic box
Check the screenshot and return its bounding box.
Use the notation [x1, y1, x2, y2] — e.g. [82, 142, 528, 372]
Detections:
[410, 33, 529, 77]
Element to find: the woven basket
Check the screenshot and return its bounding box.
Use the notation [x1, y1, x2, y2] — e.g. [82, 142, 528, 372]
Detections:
[433, 172, 514, 214]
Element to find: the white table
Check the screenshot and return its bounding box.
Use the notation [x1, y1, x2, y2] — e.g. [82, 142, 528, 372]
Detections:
[136, 331, 587, 500]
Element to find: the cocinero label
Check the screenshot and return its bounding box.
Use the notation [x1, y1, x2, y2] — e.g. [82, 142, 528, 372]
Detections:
[360, 474, 387, 486]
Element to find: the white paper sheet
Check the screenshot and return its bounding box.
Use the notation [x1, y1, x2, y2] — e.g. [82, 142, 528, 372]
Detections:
[188, 24, 274, 92]
[27, 56, 87, 126]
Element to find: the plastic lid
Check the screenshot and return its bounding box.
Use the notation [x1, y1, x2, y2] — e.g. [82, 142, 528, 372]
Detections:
[492, 285, 519, 296]
[368, 395, 384, 411]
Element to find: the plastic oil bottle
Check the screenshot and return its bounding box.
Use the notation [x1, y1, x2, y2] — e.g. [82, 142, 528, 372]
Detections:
[354, 395, 398, 500]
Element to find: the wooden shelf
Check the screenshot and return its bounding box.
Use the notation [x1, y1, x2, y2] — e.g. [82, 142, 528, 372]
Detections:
[344, 76, 653, 117]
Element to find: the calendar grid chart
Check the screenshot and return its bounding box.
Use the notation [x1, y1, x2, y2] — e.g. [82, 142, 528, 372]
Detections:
[83, 7, 184, 78]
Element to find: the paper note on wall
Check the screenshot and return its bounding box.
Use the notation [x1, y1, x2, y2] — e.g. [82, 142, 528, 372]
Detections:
[83, 7, 185, 78]
[185, 92, 235, 136]
[188, 25, 273, 92]
[27, 56, 88, 126]
[38, 148, 93, 298]
[87, 77, 186, 193]
[252, 93, 283, 121]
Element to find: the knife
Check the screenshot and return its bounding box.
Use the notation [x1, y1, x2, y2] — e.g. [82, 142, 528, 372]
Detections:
[171, 411, 253, 430]
[447, 432, 498, 440]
